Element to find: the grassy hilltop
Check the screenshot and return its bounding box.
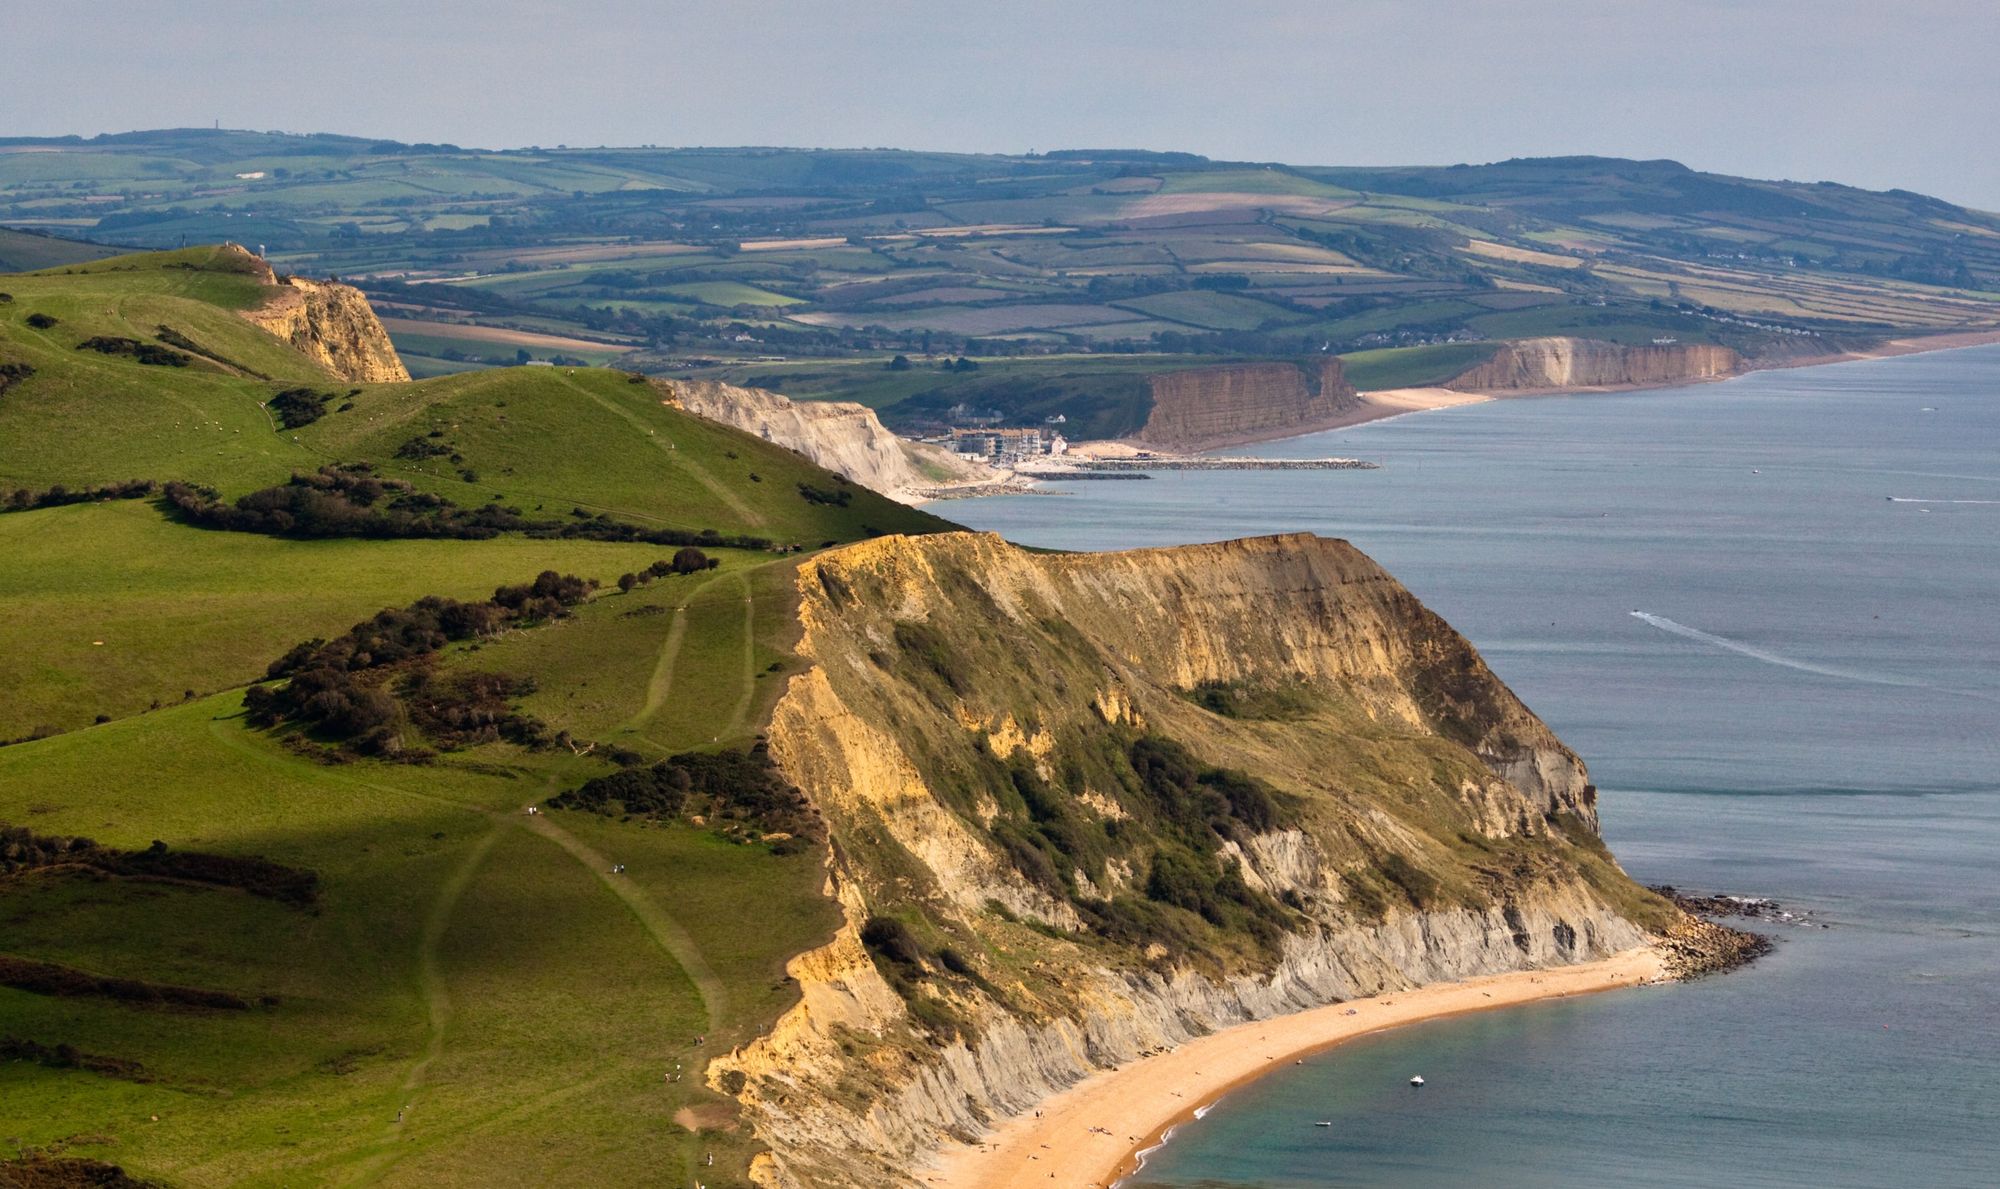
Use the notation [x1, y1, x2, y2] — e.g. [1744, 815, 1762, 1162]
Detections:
[0, 247, 951, 1183]
[5, 132, 2000, 429]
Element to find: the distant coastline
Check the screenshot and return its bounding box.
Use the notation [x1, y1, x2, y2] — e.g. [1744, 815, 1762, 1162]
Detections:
[1037, 328, 2000, 463]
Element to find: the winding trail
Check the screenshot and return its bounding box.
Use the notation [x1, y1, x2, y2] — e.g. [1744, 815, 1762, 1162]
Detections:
[559, 374, 766, 530]
[203, 714, 726, 1176]
[519, 806, 726, 1032]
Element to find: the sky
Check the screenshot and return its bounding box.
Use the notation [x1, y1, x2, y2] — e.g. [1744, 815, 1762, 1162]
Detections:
[11, 0, 2000, 209]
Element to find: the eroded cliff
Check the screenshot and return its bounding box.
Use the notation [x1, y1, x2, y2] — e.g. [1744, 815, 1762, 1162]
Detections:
[1445, 336, 1739, 393]
[664, 379, 982, 502]
[718, 531, 1678, 1187]
[1137, 359, 1362, 449]
[234, 250, 409, 383]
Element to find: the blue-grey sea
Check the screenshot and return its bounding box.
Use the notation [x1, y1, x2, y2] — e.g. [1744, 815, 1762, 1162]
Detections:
[946, 345, 2000, 1188]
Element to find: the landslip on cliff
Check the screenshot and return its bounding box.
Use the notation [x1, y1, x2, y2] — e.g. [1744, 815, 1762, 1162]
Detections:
[713, 530, 1701, 1188]
[1443, 336, 1740, 395]
[664, 378, 985, 502]
[1134, 359, 1363, 450]
[230, 247, 410, 383]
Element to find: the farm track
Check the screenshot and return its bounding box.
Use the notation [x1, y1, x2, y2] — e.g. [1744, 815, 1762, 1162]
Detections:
[202, 714, 726, 1176]
[558, 374, 766, 531]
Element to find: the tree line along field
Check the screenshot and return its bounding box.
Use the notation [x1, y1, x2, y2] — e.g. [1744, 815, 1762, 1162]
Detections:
[0, 246, 943, 1184]
[6, 133, 2000, 434]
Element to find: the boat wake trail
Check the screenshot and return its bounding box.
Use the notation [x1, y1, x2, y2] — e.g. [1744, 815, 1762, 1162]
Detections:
[1628, 612, 1928, 688]
[1887, 497, 2000, 505]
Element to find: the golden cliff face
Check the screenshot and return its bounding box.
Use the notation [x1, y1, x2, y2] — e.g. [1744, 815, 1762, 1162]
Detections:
[717, 532, 1669, 1187]
[1137, 359, 1360, 449]
[1446, 336, 1740, 393]
[239, 270, 409, 383]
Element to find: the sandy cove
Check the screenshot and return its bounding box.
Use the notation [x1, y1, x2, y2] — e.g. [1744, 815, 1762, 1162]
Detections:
[925, 945, 1667, 1189]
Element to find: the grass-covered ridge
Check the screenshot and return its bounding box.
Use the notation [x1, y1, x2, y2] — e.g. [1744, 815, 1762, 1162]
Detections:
[1, 535, 842, 1183]
[0, 245, 948, 1181]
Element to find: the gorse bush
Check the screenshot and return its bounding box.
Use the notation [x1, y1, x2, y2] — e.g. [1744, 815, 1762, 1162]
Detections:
[3, 479, 154, 515]
[246, 570, 594, 757]
[267, 387, 333, 428]
[0, 825, 319, 908]
[549, 741, 822, 844]
[163, 463, 774, 549]
[75, 336, 190, 367]
[0, 360, 33, 395]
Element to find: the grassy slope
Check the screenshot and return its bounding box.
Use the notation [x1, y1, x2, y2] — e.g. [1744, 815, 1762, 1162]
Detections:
[0, 685, 835, 1185]
[0, 500, 698, 738]
[0, 251, 949, 541]
[0, 247, 917, 1181]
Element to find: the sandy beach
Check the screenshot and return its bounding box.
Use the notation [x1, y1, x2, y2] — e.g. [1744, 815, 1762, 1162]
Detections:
[926, 945, 1666, 1189]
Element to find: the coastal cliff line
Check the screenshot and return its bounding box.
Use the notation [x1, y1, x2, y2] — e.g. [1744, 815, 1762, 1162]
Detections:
[710, 531, 1721, 1188]
[1442, 336, 1739, 394]
[1137, 359, 1361, 450]
[663, 378, 982, 502]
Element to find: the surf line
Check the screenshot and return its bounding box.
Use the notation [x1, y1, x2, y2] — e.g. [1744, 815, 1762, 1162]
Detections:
[1628, 612, 1928, 688]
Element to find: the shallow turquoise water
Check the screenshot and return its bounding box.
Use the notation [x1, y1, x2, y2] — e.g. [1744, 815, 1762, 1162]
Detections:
[946, 346, 2000, 1187]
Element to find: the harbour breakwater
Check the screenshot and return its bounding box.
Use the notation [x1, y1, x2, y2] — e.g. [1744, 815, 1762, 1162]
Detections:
[1018, 457, 1377, 477]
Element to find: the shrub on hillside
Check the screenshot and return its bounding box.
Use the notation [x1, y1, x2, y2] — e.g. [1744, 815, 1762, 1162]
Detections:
[394, 435, 453, 460]
[246, 572, 593, 757]
[0, 360, 33, 396]
[2, 479, 153, 515]
[25, 312, 57, 329]
[163, 464, 774, 550]
[549, 741, 821, 843]
[75, 336, 190, 366]
[797, 482, 852, 507]
[267, 387, 332, 429]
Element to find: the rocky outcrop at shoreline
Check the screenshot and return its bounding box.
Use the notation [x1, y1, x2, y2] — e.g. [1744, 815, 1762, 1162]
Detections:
[1652, 886, 1777, 977]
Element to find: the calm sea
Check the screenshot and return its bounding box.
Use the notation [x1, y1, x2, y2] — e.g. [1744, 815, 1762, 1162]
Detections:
[946, 346, 2000, 1188]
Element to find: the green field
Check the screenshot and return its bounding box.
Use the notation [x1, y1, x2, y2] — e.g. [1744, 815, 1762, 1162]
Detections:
[1114, 289, 1304, 330]
[0, 500, 700, 739]
[1337, 342, 1499, 391]
[7, 134, 1998, 402]
[661, 280, 803, 307]
[0, 245, 905, 1185]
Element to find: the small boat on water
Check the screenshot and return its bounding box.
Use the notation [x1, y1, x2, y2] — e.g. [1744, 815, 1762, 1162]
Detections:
[1314, 1121, 1333, 1127]
[1409, 1075, 1426, 1087]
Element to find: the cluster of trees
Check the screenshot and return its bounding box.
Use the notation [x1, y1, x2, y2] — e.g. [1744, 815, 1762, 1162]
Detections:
[3, 479, 154, 515]
[615, 548, 714, 591]
[548, 741, 822, 848]
[74, 336, 191, 367]
[245, 571, 595, 757]
[163, 466, 518, 539]
[163, 464, 775, 550]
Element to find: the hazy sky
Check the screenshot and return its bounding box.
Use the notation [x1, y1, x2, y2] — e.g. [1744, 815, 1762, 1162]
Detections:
[12, 0, 2000, 208]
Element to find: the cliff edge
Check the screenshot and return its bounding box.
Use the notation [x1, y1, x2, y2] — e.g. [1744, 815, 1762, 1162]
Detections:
[1136, 359, 1362, 450]
[230, 247, 409, 383]
[664, 378, 983, 502]
[716, 531, 1686, 1187]
[1445, 336, 1739, 394]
